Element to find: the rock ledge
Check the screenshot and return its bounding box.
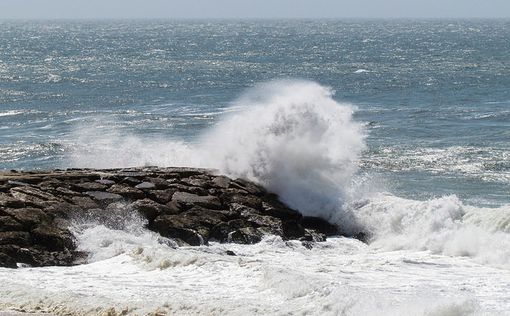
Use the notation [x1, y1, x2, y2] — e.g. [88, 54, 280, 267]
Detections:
[0, 167, 339, 268]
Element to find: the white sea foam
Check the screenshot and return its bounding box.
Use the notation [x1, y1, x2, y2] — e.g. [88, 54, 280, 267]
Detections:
[45, 73, 62, 83]
[199, 80, 365, 222]
[70, 80, 366, 223]
[0, 110, 25, 117]
[0, 227, 507, 315]
[355, 194, 510, 266]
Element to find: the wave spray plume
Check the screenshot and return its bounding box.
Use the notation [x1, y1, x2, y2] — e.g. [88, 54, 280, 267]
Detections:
[70, 80, 366, 230]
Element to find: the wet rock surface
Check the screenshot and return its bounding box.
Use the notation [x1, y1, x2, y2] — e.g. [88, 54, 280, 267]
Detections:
[0, 167, 340, 268]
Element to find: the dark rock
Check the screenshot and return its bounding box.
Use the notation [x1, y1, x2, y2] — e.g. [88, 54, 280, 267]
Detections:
[68, 196, 99, 209]
[107, 184, 145, 199]
[208, 188, 220, 195]
[96, 179, 116, 185]
[31, 224, 74, 251]
[209, 208, 238, 220]
[3, 207, 49, 229]
[212, 176, 231, 189]
[230, 203, 260, 217]
[54, 187, 81, 196]
[165, 200, 183, 214]
[151, 206, 229, 243]
[301, 241, 314, 250]
[10, 186, 60, 208]
[117, 171, 148, 179]
[301, 216, 339, 236]
[0, 244, 35, 266]
[147, 189, 175, 204]
[163, 167, 206, 178]
[232, 178, 266, 196]
[229, 194, 263, 210]
[85, 191, 123, 204]
[121, 176, 142, 185]
[229, 227, 262, 244]
[261, 201, 302, 221]
[226, 250, 236, 256]
[152, 216, 204, 246]
[72, 182, 108, 192]
[245, 214, 283, 235]
[301, 229, 327, 242]
[145, 177, 170, 189]
[43, 201, 82, 219]
[26, 248, 79, 267]
[0, 231, 32, 246]
[0, 252, 17, 268]
[0, 216, 24, 232]
[0, 166, 344, 268]
[354, 232, 370, 243]
[135, 182, 157, 190]
[180, 177, 210, 188]
[166, 177, 181, 184]
[130, 199, 172, 222]
[209, 223, 231, 242]
[165, 230, 202, 246]
[210, 219, 247, 242]
[168, 183, 207, 195]
[182, 206, 228, 228]
[37, 180, 62, 190]
[172, 191, 222, 209]
[281, 220, 305, 239]
[0, 192, 25, 208]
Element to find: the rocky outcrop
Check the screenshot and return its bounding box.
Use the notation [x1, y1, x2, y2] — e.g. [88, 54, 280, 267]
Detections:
[0, 167, 339, 268]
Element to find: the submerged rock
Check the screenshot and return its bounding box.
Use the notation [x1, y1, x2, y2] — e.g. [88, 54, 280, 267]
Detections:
[0, 167, 342, 268]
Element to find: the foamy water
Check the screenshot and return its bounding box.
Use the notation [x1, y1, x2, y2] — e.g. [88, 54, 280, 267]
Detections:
[0, 227, 508, 315]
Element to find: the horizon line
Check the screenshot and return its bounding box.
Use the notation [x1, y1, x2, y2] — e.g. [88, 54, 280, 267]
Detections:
[0, 17, 509, 21]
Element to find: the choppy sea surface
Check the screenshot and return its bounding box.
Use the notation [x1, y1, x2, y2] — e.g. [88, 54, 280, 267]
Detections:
[1, 20, 510, 315]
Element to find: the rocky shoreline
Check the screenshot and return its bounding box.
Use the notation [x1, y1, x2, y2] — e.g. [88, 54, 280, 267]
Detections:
[0, 167, 339, 268]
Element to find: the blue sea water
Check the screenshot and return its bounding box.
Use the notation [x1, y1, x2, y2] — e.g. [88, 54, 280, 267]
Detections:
[0, 19, 509, 205]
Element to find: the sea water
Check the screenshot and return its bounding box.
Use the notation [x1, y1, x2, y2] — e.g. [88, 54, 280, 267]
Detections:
[0, 20, 509, 315]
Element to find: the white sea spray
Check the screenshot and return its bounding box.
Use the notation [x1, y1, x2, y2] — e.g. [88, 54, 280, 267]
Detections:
[70, 80, 366, 226]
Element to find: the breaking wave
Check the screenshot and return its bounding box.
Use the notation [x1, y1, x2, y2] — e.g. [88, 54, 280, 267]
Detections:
[69, 79, 510, 266]
[200, 80, 366, 222]
[70, 80, 366, 223]
[355, 194, 510, 266]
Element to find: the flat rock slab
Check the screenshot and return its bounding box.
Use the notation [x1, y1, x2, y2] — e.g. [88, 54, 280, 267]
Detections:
[172, 191, 222, 209]
[135, 182, 156, 190]
[0, 167, 341, 268]
[85, 191, 123, 203]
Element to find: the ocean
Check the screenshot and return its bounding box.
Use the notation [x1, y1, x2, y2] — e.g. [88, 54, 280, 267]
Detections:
[0, 19, 510, 315]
